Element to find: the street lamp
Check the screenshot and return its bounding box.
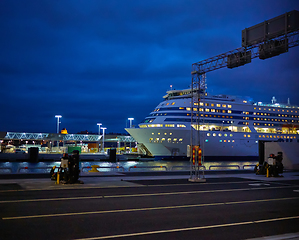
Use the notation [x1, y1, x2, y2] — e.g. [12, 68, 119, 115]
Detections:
[55, 115, 62, 133]
[97, 123, 102, 135]
[101, 127, 107, 153]
[97, 123, 102, 152]
[128, 118, 134, 152]
[128, 118, 134, 128]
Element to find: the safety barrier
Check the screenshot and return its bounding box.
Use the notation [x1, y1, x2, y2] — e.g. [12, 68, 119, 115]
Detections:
[171, 165, 207, 171]
[242, 164, 256, 169]
[128, 166, 168, 171]
[17, 166, 54, 173]
[0, 167, 13, 173]
[209, 165, 240, 170]
[81, 166, 125, 172]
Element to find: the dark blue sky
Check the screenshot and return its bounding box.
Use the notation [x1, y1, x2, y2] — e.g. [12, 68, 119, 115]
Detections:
[1, 0, 299, 134]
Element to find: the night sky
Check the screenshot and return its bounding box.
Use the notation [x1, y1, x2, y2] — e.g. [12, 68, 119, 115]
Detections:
[1, 0, 299, 134]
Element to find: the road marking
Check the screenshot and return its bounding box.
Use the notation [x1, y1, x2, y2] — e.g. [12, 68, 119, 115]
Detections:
[3, 196, 299, 220]
[248, 183, 270, 186]
[74, 216, 299, 240]
[0, 185, 295, 204]
[294, 190, 299, 193]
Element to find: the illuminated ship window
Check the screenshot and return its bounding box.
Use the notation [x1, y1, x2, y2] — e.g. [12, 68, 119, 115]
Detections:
[167, 138, 171, 142]
[211, 104, 215, 107]
[205, 108, 210, 112]
[173, 138, 177, 141]
[179, 107, 184, 110]
[170, 133, 173, 135]
[166, 103, 169, 106]
[171, 102, 175, 105]
[205, 139, 208, 142]
[224, 134, 227, 137]
[222, 104, 226, 108]
[219, 140, 222, 142]
[200, 102, 204, 106]
[149, 138, 153, 141]
[218, 134, 222, 137]
[228, 110, 232, 113]
[248, 135, 250, 137]
[199, 108, 204, 112]
[224, 140, 227, 142]
[211, 109, 215, 112]
[139, 124, 147, 128]
[213, 133, 216, 136]
[152, 133, 154, 135]
[228, 105, 232, 108]
[158, 133, 160, 135]
[162, 138, 165, 141]
[244, 134, 247, 137]
[164, 133, 167, 135]
[217, 104, 220, 107]
[156, 138, 159, 141]
[207, 133, 210, 136]
[186, 107, 191, 111]
[232, 140, 235, 142]
[230, 134, 233, 137]
[177, 124, 186, 128]
[179, 138, 183, 141]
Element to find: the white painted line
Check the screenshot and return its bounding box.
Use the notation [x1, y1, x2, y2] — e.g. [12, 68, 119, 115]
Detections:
[294, 190, 299, 193]
[3, 196, 299, 220]
[0, 185, 296, 204]
[74, 216, 299, 240]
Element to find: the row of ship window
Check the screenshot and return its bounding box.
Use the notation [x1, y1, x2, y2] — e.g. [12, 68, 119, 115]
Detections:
[153, 107, 299, 118]
[149, 135, 297, 144]
[160, 101, 298, 114]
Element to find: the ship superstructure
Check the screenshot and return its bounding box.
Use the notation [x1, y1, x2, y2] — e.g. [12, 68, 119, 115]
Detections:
[126, 88, 299, 161]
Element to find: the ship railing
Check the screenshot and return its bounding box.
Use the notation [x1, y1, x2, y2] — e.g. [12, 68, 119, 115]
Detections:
[128, 166, 168, 171]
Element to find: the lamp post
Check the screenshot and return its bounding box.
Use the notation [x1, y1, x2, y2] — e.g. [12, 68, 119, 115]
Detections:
[97, 123, 102, 152]
[55, 115, 62, 133]
[128, 118, 134, 152]
[101, 127, 107, 153]
[128, 118, 134, 128]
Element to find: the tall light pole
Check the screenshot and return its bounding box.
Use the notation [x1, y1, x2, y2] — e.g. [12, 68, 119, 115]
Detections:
[101, 127, 107, 153]
[128, 118, 134, 128]
[55, 115, 62, 133]
[128, 118, 134, 152]
[97, 123, 102, 152]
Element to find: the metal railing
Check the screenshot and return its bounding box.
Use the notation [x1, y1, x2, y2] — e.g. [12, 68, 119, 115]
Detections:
[209, 165, 240, 170]
[81, 166, 125, 172]
[17, 166, 54, 173]
[0, 167, 13, 173]
[128, 166, 168, 171]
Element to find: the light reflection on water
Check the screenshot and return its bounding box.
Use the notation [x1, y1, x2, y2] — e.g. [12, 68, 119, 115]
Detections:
[0, 160, 258, 174]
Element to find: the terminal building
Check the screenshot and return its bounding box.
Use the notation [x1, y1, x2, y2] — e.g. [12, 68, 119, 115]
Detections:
[0, 131, 136, 155]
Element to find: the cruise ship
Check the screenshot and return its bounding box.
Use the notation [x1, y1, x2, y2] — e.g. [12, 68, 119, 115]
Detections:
[126, 87, 299, 161]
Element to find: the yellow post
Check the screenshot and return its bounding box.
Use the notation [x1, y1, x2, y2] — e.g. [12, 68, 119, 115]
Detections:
[266, 167, 269, 178]
[56, 170, 60, 184]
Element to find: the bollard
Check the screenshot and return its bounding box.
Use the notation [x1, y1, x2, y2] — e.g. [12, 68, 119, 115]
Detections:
[56, 170, 60, 184]
[89, 165, 100, 172]
[266, 167, 269, 178]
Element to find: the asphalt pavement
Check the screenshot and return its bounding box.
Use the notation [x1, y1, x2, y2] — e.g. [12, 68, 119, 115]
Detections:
[0, 170, 299, 240]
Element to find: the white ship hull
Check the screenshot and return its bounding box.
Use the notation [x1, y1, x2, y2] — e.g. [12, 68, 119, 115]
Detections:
[126, 87, 299, 161]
